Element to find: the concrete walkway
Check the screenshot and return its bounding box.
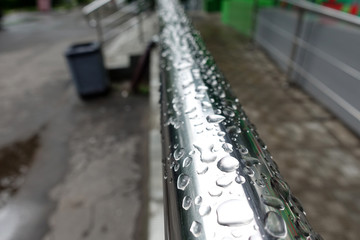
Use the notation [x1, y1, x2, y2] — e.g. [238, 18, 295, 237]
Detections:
[192, 13, 360, 240]
[0, 9, 154, 240]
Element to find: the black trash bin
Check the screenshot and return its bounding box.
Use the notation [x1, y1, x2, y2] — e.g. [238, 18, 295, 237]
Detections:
[65, 42, 109, 97]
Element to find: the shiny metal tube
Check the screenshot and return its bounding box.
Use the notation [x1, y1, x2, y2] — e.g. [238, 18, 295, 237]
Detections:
[158, 0, 322, 240]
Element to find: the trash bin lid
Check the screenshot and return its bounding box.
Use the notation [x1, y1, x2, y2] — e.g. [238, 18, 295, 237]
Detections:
[65, 42, 101, 57]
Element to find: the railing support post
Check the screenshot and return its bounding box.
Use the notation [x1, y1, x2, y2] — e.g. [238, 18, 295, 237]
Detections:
[95, 10, 104, 45]
[287, 8, 304, 84]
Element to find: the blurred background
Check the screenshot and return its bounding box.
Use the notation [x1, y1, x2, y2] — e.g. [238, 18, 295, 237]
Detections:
[0, 0, 359, 240]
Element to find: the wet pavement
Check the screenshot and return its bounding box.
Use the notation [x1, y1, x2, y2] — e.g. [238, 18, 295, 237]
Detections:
[192, 13, 360, 240]
[0, 8, 151, 240]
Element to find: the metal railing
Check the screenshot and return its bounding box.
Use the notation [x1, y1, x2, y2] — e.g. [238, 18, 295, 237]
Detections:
[254, 0, 360, 136]
[83, 0, 149, 44]
[158, 0, 322, 239]
[278, 0, 360, 82]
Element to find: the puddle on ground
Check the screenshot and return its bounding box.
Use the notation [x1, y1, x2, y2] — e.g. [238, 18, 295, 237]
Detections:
[0, 134, 39, 207]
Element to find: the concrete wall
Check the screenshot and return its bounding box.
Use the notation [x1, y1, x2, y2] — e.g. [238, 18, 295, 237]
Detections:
[255, 8, 360, 136]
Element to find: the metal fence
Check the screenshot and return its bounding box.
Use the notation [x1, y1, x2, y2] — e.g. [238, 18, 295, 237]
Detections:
[158, 0, 322, 239]
[255, 0, 360, 136]
[83, 0, 150, 44]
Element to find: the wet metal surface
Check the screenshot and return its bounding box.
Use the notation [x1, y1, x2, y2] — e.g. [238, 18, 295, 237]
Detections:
[158, 1, 321, 239]
[192, 12, 360, 240]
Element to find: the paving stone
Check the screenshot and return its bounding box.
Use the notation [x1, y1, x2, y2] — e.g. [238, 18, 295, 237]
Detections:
[324, 120, 360, 147]
[302, 98, 334, 120]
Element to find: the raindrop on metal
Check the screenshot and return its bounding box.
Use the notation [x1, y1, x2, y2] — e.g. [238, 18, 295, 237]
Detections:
[217, 156, 239, 172]
[177, 173, 190, 191]
[217, 199, 254, 226]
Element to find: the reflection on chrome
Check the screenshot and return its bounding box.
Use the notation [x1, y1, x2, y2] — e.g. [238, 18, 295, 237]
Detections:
[158, 0, 323, 239]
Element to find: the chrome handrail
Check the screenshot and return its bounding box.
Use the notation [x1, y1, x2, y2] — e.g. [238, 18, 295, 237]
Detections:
[158, 0, 322, 239]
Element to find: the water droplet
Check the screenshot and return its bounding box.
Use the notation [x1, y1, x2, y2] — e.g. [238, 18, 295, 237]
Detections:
[196, 85, 208, 92]
[210, 144, 220, 152]
[193, 143, 217, 163]
[217, 199, 254, 226]
[194, 121, 203, 126]
[198, 204, 211, 216]
[214, 109, 222, 115]
[174, 162, 180, 172]
[226, 126, 241, 135]
[239, 146, 248, 155]
[222, 143, 233, 153]
[177, 173, 190, 191]
[231, 228, 244, 238]
[262, 195, 285, 210]
[291, 206, 304, 220]
[216, 175, 233, 187]
[189, 113, 198, 120]
[235, 175, 246, 184]
[185, 106, 196, 114]
[260, 173, 268, 180]
[174, 148, 185, 161]
[271, 177, 291, 201]
[202, 101, 212, 108]
[291, 195, 305, 213]
[223, 108, 235, 117]
[295, 218, 311, 237]
[244, 156, 260, 167]
[209, 187, 223, 197]
[256, 179, 265, 187]
[218, 131, 226, 137]
[194, 196, 202, 205]
[195, 93, 205, 100]
[196, 129, 204, 134]
[206, 114, 225, 123]
[190, 221, 202, 237]
[257, 138, 267, 150]
[217, 156, 239, 172]
[170, 161, 175, 169]
[183, 156, 193, 168]
[197, 164, 209, 175]
[182, 196, 192, 210]
[264, 211, 287, 238]
[243, 167, 254, 177]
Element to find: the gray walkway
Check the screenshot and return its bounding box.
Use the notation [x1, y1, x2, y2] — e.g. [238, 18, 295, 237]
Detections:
[192, 13, 360, 240]
[0, 9, 153, 240]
